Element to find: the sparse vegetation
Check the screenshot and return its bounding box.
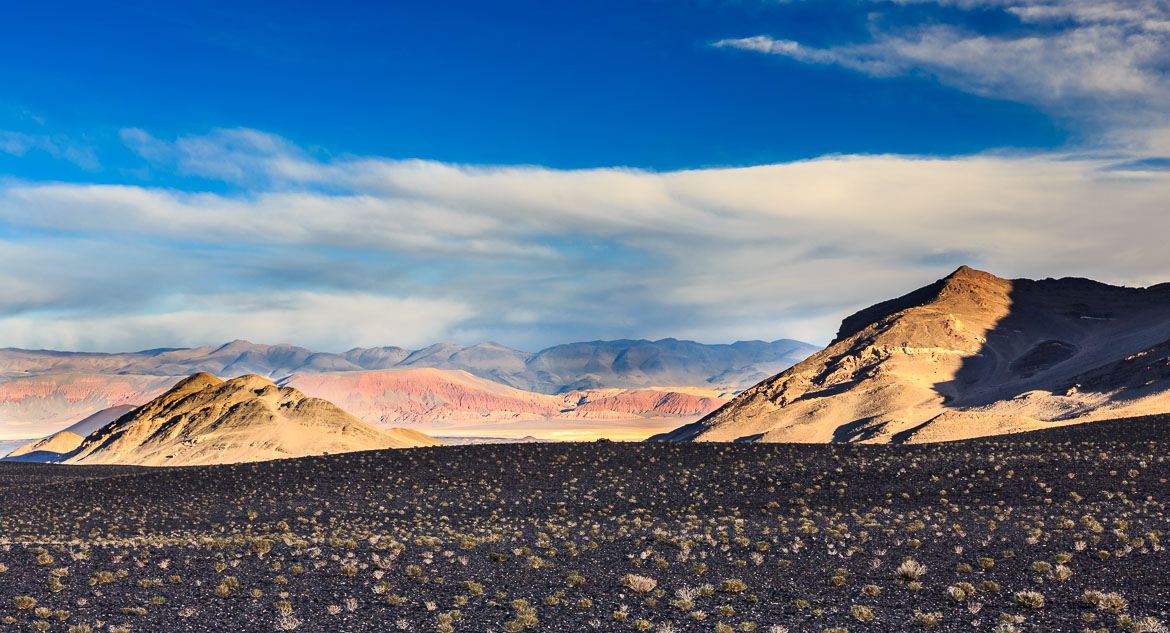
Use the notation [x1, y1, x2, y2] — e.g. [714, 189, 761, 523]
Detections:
[1015, 591, 1045, 609]
[0, 416, 1166, 631]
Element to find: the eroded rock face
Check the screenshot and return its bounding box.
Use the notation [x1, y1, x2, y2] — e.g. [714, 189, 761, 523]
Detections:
[0, 375, 177, 432]
[655, 266, 1170, 444]
[280, 369, 726, 425]
[58, 373, 443, 466]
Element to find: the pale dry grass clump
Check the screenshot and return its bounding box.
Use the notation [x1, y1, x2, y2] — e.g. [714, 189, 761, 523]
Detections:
[621, 574, 657, 594]
[897, 559, 927, 581]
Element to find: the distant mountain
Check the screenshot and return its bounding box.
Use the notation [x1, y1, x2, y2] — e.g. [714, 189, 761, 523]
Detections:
[435, 435, 550, 445]
[62, 404, 138, 436]
[0, 374, 177, 430]
[1, 369, 727, 442]
[0, 337, 817, 393]
[655, 266, 1170, 444]
[6, 373, 443, 466]
[518, 339, 817, 393]
[0, 341, 364, 378]
[1, 338, 816, 438]
[278, 368, 726, 440]
[4, 430, 86, 461]
[5, 404, 141, 462]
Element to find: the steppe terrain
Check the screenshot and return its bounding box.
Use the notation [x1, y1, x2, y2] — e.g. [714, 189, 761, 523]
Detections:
[0, 416, 1166, 632]
[659, 267, 1170, 444]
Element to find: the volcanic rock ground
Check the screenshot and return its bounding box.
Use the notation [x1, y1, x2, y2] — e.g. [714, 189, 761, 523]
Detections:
[0, 416, 1166, 632]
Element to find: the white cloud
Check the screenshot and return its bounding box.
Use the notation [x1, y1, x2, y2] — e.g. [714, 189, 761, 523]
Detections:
[714, 0, 1170, 134]
[0, 130, 99, 170]
[3, 128, 1170, 351]
[121, 127, 306, 184]
[0, 291, 470, 353]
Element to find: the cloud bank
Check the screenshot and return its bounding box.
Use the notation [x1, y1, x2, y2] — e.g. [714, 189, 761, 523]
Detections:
[2, 127, 1170, 352]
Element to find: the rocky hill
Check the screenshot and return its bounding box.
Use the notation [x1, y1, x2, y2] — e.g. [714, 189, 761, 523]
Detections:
[7, 373, 442, 466]
[654, 266, 1170, 443]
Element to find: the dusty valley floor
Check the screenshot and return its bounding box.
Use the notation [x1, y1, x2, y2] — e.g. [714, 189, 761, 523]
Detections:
[0, 417, 1167, 632]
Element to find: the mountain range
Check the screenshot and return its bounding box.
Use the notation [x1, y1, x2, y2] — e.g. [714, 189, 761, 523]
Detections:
[9, 266, 1170, 452]
[655, 266, 1170, 444]
[1, 338, 817, 440]
[0, 338, 815, 392]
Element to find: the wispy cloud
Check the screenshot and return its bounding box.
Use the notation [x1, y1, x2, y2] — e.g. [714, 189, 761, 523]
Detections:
[0, 291, 468, 353]
[121, 127, 306, 185]
[2, 128, 1170, 352]
[0, 129, 99, 170]
[714, 0, 1170, 139]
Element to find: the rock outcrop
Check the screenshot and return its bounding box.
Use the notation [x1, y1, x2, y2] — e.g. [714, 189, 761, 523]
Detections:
[655, 266, 1170, 443]
[51, 373, 443, 466]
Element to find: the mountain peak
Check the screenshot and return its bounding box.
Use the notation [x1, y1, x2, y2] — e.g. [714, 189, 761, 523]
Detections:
[940, 265, 1004, 290]
[224, 374, 276, 390]
[932, 265, 1012, 308]
[470, 341, 514, 350]
[170, 372, 224, 394]
[832, 266, 1009, 343]
[216, 339, 255, 349]
[945, 264, 983, 278]
[211, 339, 278, 356]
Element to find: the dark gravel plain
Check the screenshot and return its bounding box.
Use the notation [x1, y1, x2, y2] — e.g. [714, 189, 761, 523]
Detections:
[0, 416, 1167, 633]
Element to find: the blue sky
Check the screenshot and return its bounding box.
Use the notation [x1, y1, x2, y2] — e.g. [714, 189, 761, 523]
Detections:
[0, 0, 1067, 176]
[2, 0, 1169, 352]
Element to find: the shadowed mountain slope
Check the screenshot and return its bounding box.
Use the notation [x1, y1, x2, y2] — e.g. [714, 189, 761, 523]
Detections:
[654, 266, 1170, 444]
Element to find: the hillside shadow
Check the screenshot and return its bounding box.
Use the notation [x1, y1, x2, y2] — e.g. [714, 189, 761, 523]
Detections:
[930, 279, 1027, 410]
[1, 449, 70, 463]
[831, 416, 886, 443]
[889, 420, 932, 444]
[931, 275, 1163, 415]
